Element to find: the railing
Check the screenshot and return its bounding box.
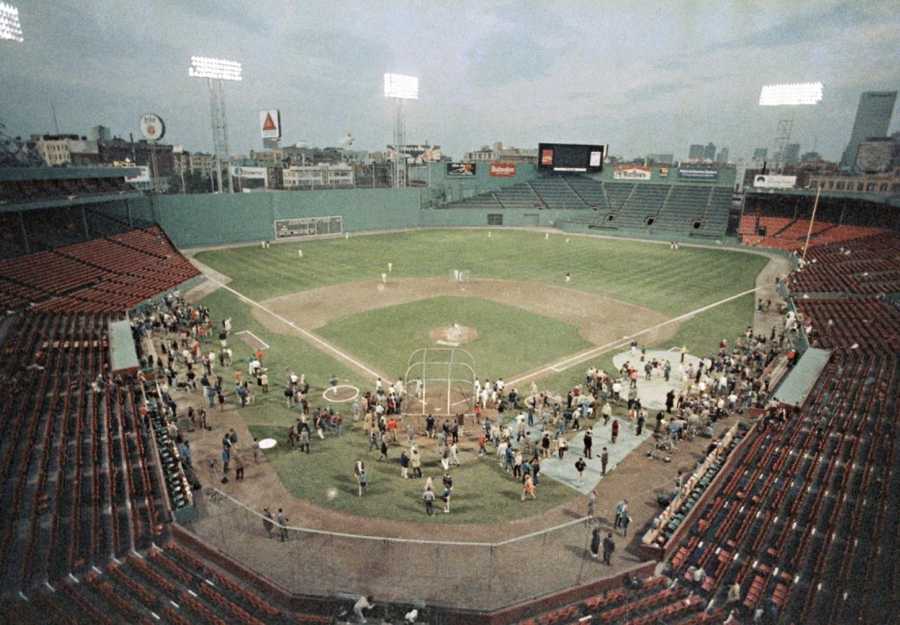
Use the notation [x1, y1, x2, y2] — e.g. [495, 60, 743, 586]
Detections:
[189, 488, 619, 612]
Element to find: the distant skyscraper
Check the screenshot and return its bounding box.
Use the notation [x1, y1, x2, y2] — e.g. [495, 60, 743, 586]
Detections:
[688, 144, 705, 161]
[752, 148, 768, 161]
[716, 147, 729, 163]
[840, 91, 897, 170]
[703, 142, 716, 161]
[783, 143, 800, 165]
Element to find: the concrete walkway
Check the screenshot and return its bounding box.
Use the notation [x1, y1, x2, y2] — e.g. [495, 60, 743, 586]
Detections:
[539, 418, 653, 495]
[610, 349, 701, 411]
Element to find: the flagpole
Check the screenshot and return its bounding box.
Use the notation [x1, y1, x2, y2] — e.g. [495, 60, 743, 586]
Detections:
[802, 184, 821, 261]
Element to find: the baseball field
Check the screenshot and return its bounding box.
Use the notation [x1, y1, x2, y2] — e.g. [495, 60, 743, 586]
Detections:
[192, 229, 768, 521]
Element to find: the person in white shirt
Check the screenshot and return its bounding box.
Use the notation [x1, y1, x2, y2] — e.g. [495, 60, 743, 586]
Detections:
[353, 595, 374, 623]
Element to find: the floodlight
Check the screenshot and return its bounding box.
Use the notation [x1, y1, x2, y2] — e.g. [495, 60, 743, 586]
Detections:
[759, 83, 823, 106]
[0, 3, 23, 43]
[189, 56, 243, 81]
[384, 73, 419, 100]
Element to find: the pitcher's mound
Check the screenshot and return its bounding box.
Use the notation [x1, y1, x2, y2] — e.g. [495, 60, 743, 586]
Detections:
[430, 323, 478, 346]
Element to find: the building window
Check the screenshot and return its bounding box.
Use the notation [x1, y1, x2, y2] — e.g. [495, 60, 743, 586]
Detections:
[879, 183, 888, 192]
[487, 213, 503, 226]
[828, 181, 834, 189]
[836, 182, 844, 190]
[866, 183, 876, 192]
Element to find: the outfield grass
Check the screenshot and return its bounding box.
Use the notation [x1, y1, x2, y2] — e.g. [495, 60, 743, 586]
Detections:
[195, 230, 767, 317]
[317, 296, 590, 381]
[244, 405, 574, 523]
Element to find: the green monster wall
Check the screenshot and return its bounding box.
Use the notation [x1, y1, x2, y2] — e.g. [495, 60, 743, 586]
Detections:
[119, 186, 577, 249]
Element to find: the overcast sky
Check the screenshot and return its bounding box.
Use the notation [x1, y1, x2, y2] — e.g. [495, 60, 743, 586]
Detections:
[1, 1, 898, 161]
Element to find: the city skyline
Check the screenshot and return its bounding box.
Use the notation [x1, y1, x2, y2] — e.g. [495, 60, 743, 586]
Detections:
[1, 1, 898, 161]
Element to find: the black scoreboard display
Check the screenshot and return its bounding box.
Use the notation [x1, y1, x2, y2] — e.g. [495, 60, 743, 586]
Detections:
[538, 143, 605, 173]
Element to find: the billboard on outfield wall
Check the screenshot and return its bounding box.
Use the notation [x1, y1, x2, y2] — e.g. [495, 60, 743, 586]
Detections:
[230, 166, 268, 180]
[678, 168, 719, 180]
[489, 162, 516, 177]
[447, 162, 476, 176]
[259, 109, 282, 139]
[753, 174, 796, 189]
[613, 165, 651, 180]
[274, 216, 343, 239]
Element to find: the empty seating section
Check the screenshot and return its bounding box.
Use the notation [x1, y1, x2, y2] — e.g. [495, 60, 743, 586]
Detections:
[0, 226, 199, 312]
[510, 575, 721, 625]
[797, 298, 900, 352]
[527, 178, 584, 210]
[740, 212, 886, 252]
[788, 232, 900, 295]
[616, 184, 670, 228]
[0, 314, 168, 591]
[443, 177, 732, 236]
[566, 177, 610, 210]
[1, 542, 319, 625]
[667, 350, 899, 625]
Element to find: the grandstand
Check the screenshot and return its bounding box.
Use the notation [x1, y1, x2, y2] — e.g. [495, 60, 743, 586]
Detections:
[447, 175, 735, 238]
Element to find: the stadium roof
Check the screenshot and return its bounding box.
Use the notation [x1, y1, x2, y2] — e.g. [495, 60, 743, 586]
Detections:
[0, 166, 141, 182]
[745, 186, 900, 206]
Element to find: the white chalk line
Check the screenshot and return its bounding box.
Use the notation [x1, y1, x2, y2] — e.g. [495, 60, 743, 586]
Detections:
[234, 330, 270, 350]
[507, 286, 759, 386]
[204, 276, 384, 381]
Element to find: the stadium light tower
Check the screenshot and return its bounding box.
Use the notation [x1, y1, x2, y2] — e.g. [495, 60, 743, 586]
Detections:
[0, 3, 24, 42]
[384, 73, 418, 189]
[190, 56, 242, 193]
[758, 82, 823, 169]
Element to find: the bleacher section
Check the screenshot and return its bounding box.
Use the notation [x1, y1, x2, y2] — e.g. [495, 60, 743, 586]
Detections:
[445, 176, 733, 237]
[739, 213, 886, 252]
[668, 350, 898, 624]
[0, 226, 200, 312]
[787, 231, 900, 295]
[1, 541, 329, 625]
[797, 298, 900, 351]
[510, 574, 720, 625]
[0, 314, 168, 591]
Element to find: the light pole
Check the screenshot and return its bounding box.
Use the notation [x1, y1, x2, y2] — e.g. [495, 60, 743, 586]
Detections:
[189, 56, 242, 193]
[0, 3, 23, 42]
[384, 73, 418, 189]
[759, 83, 823, 170]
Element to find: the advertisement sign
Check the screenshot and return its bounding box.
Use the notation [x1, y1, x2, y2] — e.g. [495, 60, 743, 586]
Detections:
[678, 168, 719, 180]
[139, 113, 165, 141]
[490, 162, 516, 177]
[259, 109, 282, 140]
[540, 148, 554, 166]
[230, 166, 268, 180]
[659, 167, 669, 177]
[447, 162, 476, 176]
[753, 174, 796, 189]
[613, 165, 652, 180]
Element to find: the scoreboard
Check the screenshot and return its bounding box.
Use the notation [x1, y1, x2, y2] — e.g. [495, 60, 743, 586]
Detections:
[538, 143, 605, 173]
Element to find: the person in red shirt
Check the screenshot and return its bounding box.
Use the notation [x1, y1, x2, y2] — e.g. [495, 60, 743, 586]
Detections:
[611, 419, 620, 444]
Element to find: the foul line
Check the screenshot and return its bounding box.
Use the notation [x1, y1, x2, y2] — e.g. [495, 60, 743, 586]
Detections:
[204, 275, 383, 381]
[234, 330, 270, 350]
[507, 286, 759, 387]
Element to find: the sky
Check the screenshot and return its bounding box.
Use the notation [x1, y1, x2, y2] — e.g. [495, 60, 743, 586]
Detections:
[1, 0, 898, 161]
